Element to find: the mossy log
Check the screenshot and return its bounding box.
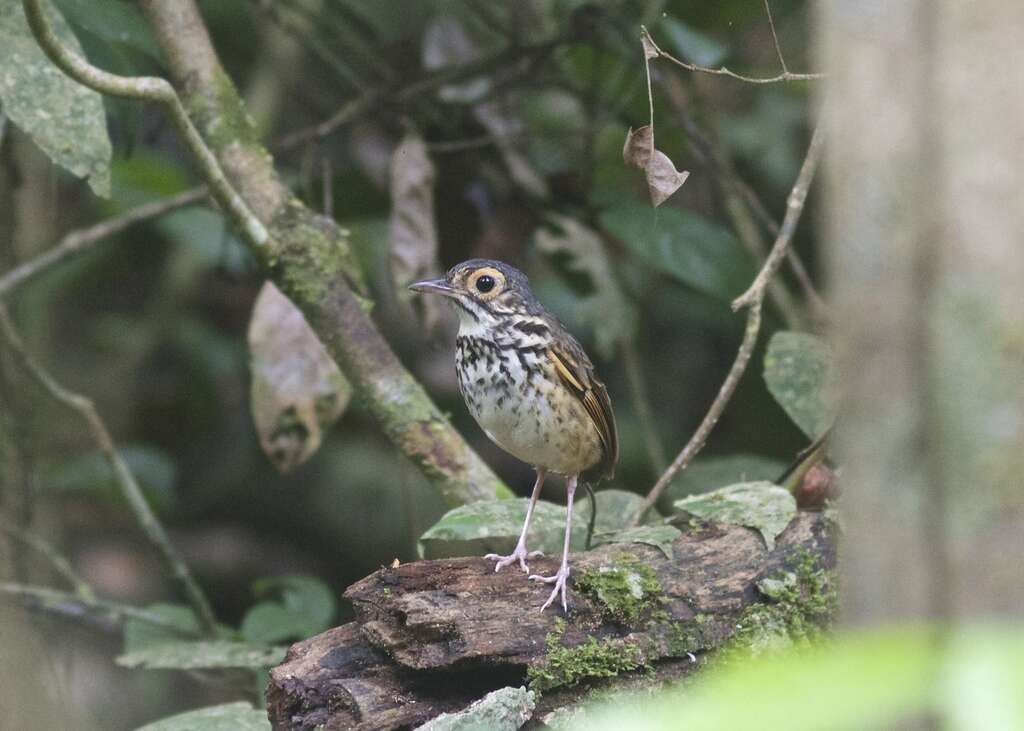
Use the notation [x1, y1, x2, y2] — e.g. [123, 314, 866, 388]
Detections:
[267, 512, 835, 730]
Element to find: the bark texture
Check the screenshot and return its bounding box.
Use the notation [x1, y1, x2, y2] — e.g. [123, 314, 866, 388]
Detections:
[268, 512, 835, 730]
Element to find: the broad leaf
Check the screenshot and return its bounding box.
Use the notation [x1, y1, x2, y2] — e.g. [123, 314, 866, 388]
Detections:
[763, 331, 836, 439]
[418, 498, 588, 559]
[248, 282, 351, 473]
[43, 444, 177, 510]
[575, 489, 656, 533]
[123, 603, 200, 655]
[592, 525, 682, 560]
[660, 453, 787, 507]
[135, 702, 270, 731]
[242, 575, 336, 644]
[240, 602, 314, 646]
[416, 686, 535, 731]
[0, 0, 112, 195]
[52, 0, 160, 60]
[674, 481, 796, 550]
[117, 640, 286, 670]
[600, 201, 755, 303]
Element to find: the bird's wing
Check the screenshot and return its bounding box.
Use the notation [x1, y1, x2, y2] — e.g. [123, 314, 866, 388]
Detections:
[548, 346, 618, 480]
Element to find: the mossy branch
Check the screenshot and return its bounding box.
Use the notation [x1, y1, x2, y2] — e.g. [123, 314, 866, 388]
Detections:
[20, 0, 509, 505]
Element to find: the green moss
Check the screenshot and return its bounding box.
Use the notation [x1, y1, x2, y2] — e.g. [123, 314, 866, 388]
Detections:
[527, 618, 649, 692]
[270, 202, 364, 305]
[575, 556, 665, 626]
[732, 547, 838, 655]
[661, 613, 713, 657]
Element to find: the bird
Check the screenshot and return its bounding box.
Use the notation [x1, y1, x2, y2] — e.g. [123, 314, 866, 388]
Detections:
[410, 259, 617, 611]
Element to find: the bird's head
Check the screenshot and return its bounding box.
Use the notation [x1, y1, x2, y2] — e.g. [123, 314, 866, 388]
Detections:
[409, 259, 539, 327]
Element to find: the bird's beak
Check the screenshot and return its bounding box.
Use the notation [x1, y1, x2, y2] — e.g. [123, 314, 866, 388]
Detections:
[408, 277, 457, 297]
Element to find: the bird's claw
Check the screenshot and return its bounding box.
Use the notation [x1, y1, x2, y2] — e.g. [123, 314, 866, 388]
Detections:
[529, 565, 571, 612]
[485, 545, 543, 574]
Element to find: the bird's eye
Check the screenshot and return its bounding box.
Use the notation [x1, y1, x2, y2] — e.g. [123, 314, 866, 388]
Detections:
[475, 275, 495, 293]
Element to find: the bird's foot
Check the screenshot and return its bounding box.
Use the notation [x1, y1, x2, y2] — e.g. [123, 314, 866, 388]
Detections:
[529, 564, 571, 612]
[485, 544, 544, 574]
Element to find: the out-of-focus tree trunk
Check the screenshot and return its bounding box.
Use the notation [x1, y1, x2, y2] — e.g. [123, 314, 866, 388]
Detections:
[820, 0, 1024, 623]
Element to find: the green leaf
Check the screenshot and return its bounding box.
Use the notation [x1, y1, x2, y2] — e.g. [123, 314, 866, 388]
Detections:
[117, 640, 286, 670]
[418, 498, 588, 559]
[575, 489, 652, 533]
[416, 686, 536, 731]
[660, 454, 787, 507]
[763, 331, 836, 439]
[592, 525, 682, 560]
[123, 603, 200, 655]
[674, 481, 796, 550]
[242, 575, 336, 643]
[43, 444, 177, 510]
[600, 201, 755, 302]
[240, 602, 313, 646]
[51, 0, 160, 60]
[658, 16, 728, 67]
[0, 0, 112, 196]
[135, 702, 270, 731]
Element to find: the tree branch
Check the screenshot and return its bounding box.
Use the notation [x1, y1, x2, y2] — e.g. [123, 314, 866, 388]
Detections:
[640, 26, 824, 85]
[0, 306, 219, 634]
[0, 186, 207, 299]
[21, 0, 509, 505]
[0, 582, 200, 634]
[134, 0, 509, 505]
[633, 122, 825, 523]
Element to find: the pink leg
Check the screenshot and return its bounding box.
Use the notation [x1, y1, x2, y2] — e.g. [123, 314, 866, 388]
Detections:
[529, 473, 577, 612]
[486, 468, 546, 574]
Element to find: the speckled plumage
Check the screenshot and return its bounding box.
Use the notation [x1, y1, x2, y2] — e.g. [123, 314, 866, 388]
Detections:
[410, 259, 617, 612]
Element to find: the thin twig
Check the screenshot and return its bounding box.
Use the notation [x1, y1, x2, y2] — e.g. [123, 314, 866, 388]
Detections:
[0, 306, 219, 634]
[633, 122, 825, 523]
[763, 0, 789, 74]
[640, 26, 824, 85]
[0, 582, 200, 634]
[0, 187, 207, 299]
[0, 518, 96, 601]
[21, 0, 269, 251]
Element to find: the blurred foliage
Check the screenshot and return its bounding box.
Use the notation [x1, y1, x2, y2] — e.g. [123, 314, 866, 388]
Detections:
[571, 626, 1024, 731]
[0, 0, 826, 727]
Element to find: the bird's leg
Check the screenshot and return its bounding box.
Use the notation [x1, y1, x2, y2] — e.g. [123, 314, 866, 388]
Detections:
[529, 473, 577, 612]
[486, 468, 546, 573]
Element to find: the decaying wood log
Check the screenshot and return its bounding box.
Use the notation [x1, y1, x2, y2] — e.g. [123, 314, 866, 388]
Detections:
[267, 512, 835, 730]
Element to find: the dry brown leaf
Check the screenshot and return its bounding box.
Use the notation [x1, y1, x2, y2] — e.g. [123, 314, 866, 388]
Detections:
[622, 126, 689, 207]
[248, 282, 351, 473]
[642, 33, 659, 61]
[645, 149, 690, 207]
[389, 131, 446, 328]
[623, 125, 654, 169]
